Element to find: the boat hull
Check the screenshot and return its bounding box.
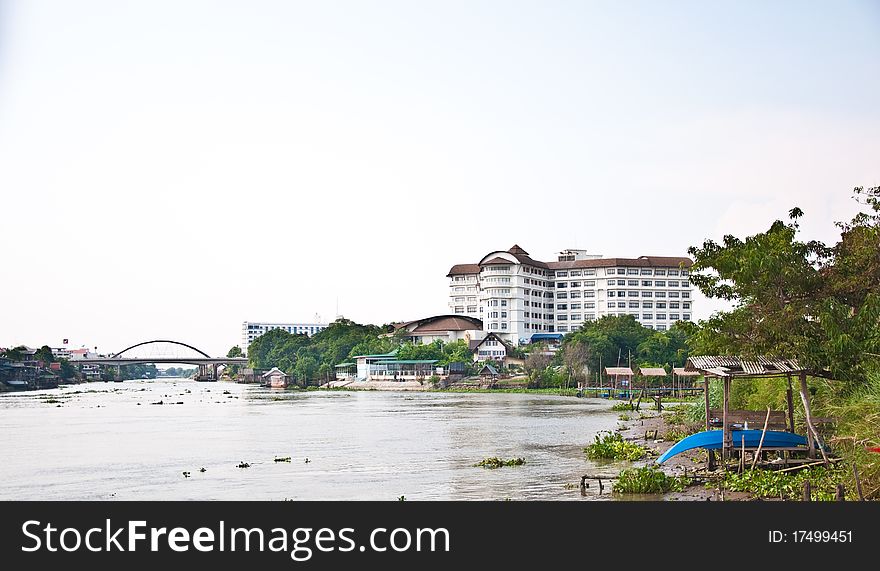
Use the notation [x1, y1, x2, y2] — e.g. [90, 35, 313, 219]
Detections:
[655, 430, 808, 465]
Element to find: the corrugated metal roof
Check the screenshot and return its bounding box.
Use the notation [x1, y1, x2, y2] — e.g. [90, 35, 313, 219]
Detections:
[685, 356, 805, 377]
[672, 367, 701, 376]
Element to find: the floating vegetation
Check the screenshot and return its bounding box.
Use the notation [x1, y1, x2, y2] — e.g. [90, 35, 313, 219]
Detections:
[618, 413, 631, 421]
[199, 467, 207, 473]
[398, 496, 406, 501]
[304, 458, 311, 464]
[182, 471, 191, 478]
[613, 467, 691, 494]
[274, 456, 292, 463]
[611, 401, 634, 412]
[474, 457, 526, 469]
[584, 432, 647, 461]
[718, 465, 847, 501]
[42, 398, 62, 404]
[237, 462, 251, 469]
[223, 390, 231, 395]
[151, 400, 164, 405]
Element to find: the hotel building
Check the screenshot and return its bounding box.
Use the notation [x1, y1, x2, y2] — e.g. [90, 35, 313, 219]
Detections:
[447, 245, 693, 345]
[241, 321, 328, 352]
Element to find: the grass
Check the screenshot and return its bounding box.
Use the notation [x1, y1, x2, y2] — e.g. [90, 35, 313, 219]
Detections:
[610, 401, 635, 411]
[584, 431, 647, 461]
[474, 457, 526, 469]
[613, 467, 691, 494]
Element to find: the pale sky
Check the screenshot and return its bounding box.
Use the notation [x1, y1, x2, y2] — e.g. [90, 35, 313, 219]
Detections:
[1, 0, 878, 357]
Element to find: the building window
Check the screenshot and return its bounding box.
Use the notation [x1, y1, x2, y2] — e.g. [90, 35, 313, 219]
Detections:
[571, 313, 581, 321]
[584, 302, 595, 309]
[682, 292, 690, 298]
[558, 326, 568, 332]
[454, 306, 464, 313]
[643, 314, 653, 320]
[656, 302, 666, 309]
[683, 302, 691, 309]
[501, 323, 508, 330]
[584, 280, 595, 287]
[584, 290, 595, 298]
[585, 313, 595, 320]
[654, 280, 666, 287]
[642, 280, 652, 286]
[490, 311, 499, 318]
[668, 280, 679, 287]
[570, 271, 582, 277]
[657, 325, 667, 331]
[607, 279, 616, 286]
[557, 282, 567, 288]
[617, 302, 627, 308]
[570, 291, 581, 299]
[670, 302, 680, 309]
[670, 313, 680, 321]
[617, 269, 626, 275]
[655, 269, 666, 276]
[585, 269, 596, 276]
[501, 311, 507, 318]
[628, 291, 639, 297]
[570, 281, 581, 287]
[669, 292, 680, 298]
[608, 291, 615, 297]
[628, 280, 639, 286]
[557, 304, 568, 310]
[467, 306, 477, 313]
[643, 301, 653, 308]
[683, 314, 691, 321]
[656, 313, 667, 320]
[641, 291, 652, 297]
[558, 315, 568, 321]
[501, 300, 507, 307]
[668, 270, 679, 276]
[557, 292, 568, 299]
[570, 303, 581, 310]
[655, 292, 666, 298]
[627, 269, 639, 275]
[556, 271, 568, 277]
[629, 301, 639, 308]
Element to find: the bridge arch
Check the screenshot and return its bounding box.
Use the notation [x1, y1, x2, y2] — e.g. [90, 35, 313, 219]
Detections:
[111, 340, 212, 359]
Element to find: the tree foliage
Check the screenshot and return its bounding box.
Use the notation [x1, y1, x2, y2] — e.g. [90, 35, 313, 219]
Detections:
[688, 186, 880, 385]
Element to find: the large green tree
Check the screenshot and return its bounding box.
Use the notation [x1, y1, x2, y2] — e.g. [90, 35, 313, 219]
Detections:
[688, 186, 880, 385]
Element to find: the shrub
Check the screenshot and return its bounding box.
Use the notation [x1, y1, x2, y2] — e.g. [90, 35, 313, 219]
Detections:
[474, 457, 526, 469]
[585, 432, 646, 461]
[613, 467, 691, 494]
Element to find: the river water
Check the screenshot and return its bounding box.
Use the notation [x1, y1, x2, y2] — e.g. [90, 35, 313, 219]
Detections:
[0, 378, 624, 500]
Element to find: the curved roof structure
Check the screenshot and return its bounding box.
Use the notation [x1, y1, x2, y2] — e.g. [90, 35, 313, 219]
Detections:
[394, 315, 483, 333]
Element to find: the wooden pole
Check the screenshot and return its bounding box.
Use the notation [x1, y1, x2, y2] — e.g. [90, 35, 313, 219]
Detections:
[853, 464, 865, 501]
[803, 480, 811, 501]
[722, 376, 732, 463]
[705, 376, 715, 471]
[785, 375, 796, 433]
[835, 484, 846, 501]
[751, 406, 772, 470]
[797, 372, 818, 459]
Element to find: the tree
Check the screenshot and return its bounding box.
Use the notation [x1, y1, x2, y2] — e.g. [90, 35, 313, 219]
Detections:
[2, 346, 28, 362]
[34, 345, 55, 365]
[561, 340, 590, 389]
[227, 346, 244, 358]
[688, 186, 880, 386]
[524, 351, 551, 388]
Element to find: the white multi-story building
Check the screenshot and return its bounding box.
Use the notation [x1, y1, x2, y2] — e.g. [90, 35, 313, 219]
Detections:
[241, 321, 328, 352]
[447, 245, 694, 345]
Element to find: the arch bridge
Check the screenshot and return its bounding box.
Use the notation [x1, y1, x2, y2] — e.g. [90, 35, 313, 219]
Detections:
[75, 340, 248, 381]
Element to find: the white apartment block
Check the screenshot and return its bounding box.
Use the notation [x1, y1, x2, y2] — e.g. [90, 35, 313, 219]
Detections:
[241, 321, 328, 352]
[447, 245, 694, 345]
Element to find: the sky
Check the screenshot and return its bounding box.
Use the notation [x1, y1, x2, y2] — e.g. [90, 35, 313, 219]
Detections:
[1, 0, 878, 357]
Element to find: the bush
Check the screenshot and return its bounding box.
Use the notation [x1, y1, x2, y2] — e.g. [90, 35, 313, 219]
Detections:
[585, 432, 647, 461]
[613, 467, 691, 494]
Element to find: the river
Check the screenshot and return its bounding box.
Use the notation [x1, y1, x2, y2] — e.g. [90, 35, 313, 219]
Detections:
[0, 378, 623, 500]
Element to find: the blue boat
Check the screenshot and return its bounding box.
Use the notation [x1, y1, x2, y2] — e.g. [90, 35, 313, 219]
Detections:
[655, 430, 809, 465]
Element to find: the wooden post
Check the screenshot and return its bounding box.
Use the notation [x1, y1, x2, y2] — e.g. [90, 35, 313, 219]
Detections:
[785, 375, 796, 433]
[853, 464, 865, 501]
[722, 376, 732, 462]
[751, 406, 772, 470]
[835, 484, 846, 501]
[703, 377, 711, 430]
[803, 480, 811, 501]
[797, 372, 817, 459]
[705, 376, 715, 470]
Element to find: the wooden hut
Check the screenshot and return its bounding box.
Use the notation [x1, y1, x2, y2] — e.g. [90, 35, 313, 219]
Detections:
[672, 367, 701, 398]
[637, 366, 667, 395]
[685, 356, 824, 467]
